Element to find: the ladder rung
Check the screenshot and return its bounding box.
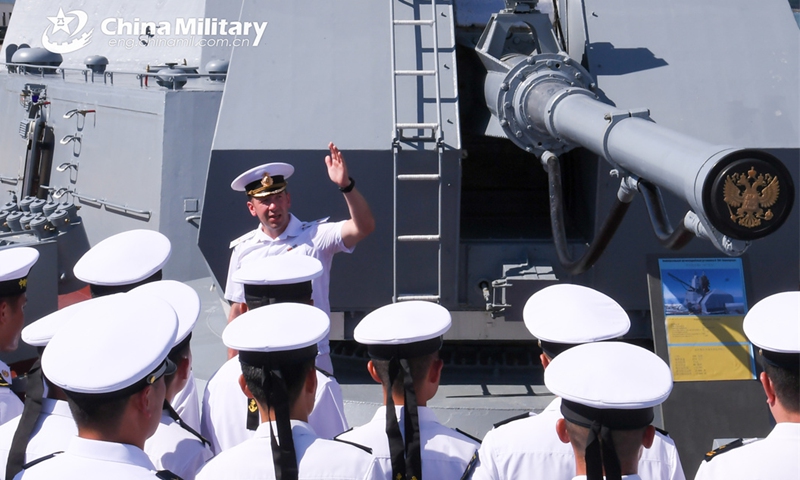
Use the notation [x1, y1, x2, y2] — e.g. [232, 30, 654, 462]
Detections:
[397, 174, 440, 181]
[397, 123, 438, 130]
[397, 295, 440, 302]
[398, 235, 440, 242]
[395, 70, 435, 76]
[394, 19, 435, 26]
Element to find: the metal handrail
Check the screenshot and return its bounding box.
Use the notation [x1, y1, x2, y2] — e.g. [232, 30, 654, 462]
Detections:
[43, 185, 151, 220]
[0, 62, 226, 88]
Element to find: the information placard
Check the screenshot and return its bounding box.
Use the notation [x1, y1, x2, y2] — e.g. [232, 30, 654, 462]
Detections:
[658, 258, 755, 382]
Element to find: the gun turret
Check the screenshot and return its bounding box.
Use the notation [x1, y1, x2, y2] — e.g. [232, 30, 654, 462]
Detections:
[475, 8, 794, 271]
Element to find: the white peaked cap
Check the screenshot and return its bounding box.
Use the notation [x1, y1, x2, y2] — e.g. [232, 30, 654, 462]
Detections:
[355, 301, 451, 346]
[223, 302, 329, 353]
[73, 229, 171, 286]
[545, 341, 673, 409]
[21, 296, 118, 347]
[230, 162, 294, 191]
[743, 291, 800, 354]
[523, 284, 630, 343]
[0, 246, 39, 283]
[42, 293, 178, 394]
[233, 255, 323, 285]
[129, 280, 200, 346]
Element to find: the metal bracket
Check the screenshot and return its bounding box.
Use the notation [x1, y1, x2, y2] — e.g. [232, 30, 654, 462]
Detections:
[480, 279, 512, 318]
[601, 108, 651, 166]
[60, 134, 81, 145]
[63, 109, 96, 119]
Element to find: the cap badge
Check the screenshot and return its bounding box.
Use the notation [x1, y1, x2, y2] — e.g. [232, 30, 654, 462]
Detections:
[261, 173, 273, 188]
[723, 166, 780, 228]
[248, 398, 258, 413]
[18, 278, 26, 289]
[1, 370, 9, 380]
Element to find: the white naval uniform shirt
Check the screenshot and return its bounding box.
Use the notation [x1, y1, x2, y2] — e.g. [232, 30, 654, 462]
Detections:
[337, 405, 480, 480]
[196, 420, 381, 480]
[14, 436, 164, 479]
[0, 362, 22, 426]
[200, 355, 348, 454]
[144, 410, 213, 480]
[693, 422, 800, 480]
[470, 397, 685, 480]
[171, 372, 201, 432]
[0, 398, 77, 480]
[224, 214, 353, 318]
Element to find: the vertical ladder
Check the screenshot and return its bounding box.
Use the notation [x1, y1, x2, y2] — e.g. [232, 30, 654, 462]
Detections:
[390, 0, 445, 303]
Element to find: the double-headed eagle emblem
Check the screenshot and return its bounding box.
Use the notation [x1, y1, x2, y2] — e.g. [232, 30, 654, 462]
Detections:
[723, 167, 780, 228]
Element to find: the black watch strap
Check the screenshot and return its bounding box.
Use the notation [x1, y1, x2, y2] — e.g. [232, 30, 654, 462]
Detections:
[339, 177, 355, 193]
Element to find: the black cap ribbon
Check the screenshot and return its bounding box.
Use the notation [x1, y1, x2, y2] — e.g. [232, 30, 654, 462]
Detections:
[385, 358, 422, 480]
[6, 359, 43, 479]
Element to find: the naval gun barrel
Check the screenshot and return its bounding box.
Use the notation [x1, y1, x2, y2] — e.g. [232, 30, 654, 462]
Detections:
[479, 33, 793, 258]
[521, 72, 791, 243]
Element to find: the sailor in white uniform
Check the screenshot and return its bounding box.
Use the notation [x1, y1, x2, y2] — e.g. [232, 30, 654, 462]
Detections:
[14, 293, 182, 479]
[694, 291, 800, 480]
[224, 143, 376, 373]
[72, 229, 201, 432]
[131, 281, 213, 480]
[469, 284, 685, 480]
[196, 303, 380, 479]
[0, 247, 39, 426]
[337, 301, 480, 480]
[544, 341, 674, 480]
[201, 255, 349, 454]
[0, 297, 95, 480]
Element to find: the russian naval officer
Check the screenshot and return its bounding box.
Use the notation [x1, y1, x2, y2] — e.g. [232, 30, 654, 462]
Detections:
[224, 143, 376, 372]
[337, 301, 480, 480]
[0, 247, 39, 425]
[73, 229, 201, 432]
[201, 255, 348, 454]
[130, 281, 213, 480]
[196, 303, 380, 479]
[694, 291, 800, 479]
[468, 284, 684, 480]
[546, 341, 673, 480]
[14, 292, 181, 479]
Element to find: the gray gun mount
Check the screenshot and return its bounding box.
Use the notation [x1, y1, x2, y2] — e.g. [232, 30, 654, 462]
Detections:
[476, 9, 794, 270]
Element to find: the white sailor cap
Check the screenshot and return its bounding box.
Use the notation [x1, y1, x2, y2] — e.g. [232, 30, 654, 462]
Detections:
[223, 302, 328, 362]
[21, 297, 107, 348]
[546, 341, 672, 412]
[0, 247, 39, 297]
[545, 341, 672, 480]
[129, 280, 200, 346]
[231, 162, 294, 197]
[234, 255, 323, 307]
[73, 230, 171, 296]
[233, 255, 323, 286]
[355, 301, 450, 359]
[523, 284, 630, 357]
[743, 291, 800, 370]
[42, 293, 178, 396]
